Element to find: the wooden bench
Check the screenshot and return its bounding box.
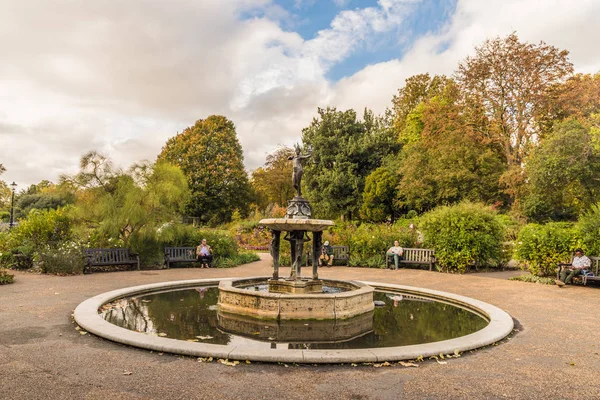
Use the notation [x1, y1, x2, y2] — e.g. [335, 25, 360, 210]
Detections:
[164, 247, 202, 269]
[387, 248, 435, 271]
[307, 245, 350, 266]
[557, 255, 600, 286]
[84, 248, 139, 274]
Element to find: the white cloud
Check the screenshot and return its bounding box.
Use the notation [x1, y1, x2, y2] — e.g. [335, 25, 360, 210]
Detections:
[1, 0, 599, 189]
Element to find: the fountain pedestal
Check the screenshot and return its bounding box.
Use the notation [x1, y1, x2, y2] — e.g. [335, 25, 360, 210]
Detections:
[268, 278, 323, 294]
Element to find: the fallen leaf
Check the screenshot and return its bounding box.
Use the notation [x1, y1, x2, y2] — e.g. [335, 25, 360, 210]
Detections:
[399, 361, 419, 368]
[195, 335, 214, 340]
[75, 326, 81, 331]
[416, 355, 424, 362]
[187, 339, 199, 342]
[351, 363, 358, 367]
[436, 359, 447, 365]
[123, 371, 132, 375]
[245, 360, 251, 364]
[439, 353, 445, 359]
[569, 362, 575, 366]
[158, 333, 167, 337]
[79, 331, 88, 335]
[453, 349, 461, 357]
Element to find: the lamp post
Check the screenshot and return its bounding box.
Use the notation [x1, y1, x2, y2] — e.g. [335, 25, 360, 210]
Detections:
[9, 182, 16, 230]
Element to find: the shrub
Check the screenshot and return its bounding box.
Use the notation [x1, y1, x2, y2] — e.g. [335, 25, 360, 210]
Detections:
[577, 204, 600, 255]
[420, 202, 505, 273]
[0, 268, 14, 284]
[0, 207, 74, 269]
[39, 243, 84, 275]
[515, 222, 578, 276]
[346, 222, 417, 268]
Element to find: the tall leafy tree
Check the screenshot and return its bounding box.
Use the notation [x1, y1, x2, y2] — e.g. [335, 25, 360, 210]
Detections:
[360, 164, 399, 222]
[251, 146, 295, 209]
[456, 33, 573, 207]
[391, 73, 452, 144]
[301, 107, 399, 219]
[522, 119, 600, 221]
[397, 92, 505, 212]
[66, 152, 189, 246]
[158, 115, 252, 224]
[542, 73, 600, 128]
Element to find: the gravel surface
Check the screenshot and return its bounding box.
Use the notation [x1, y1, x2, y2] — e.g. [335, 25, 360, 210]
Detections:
[1, 253, 599, 400]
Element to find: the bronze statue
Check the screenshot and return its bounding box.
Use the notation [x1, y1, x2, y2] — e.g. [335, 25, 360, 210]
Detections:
[288, 145, 311, 198]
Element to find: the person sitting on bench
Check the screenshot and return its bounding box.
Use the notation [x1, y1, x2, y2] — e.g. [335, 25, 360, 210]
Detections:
[196, 239, 213, 268]
[386, 240, 404, 270]
[319, 241, 334, 267]
[556, 248, 591, 286]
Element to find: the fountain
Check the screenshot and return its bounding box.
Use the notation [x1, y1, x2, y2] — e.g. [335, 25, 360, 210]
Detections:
[217, 145, 374, 325]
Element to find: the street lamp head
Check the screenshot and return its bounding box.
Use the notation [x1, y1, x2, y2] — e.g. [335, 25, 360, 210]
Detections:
[10, 182, 17, 191]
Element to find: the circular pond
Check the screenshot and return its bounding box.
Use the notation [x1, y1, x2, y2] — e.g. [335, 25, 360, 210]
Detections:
[74, 278, 514, 363]
[101, 286, 487, 349]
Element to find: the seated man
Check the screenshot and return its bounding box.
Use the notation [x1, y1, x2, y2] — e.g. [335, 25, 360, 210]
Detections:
[556, 248, 591, 286]
[196, 239, 213, 268]
[386, 240, 404, 270]
[319, 241, 334, 267]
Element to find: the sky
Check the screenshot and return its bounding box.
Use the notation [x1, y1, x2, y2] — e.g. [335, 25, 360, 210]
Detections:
[1, 0, 600, 188]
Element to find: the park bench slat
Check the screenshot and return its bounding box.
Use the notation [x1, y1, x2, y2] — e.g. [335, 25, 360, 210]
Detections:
[387, 248, 435, 271]
[164, 247, 206, 268]
[84, 248, 139, 274]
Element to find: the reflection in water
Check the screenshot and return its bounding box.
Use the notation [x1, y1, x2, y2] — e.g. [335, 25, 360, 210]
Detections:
[101, 287, 488, 350]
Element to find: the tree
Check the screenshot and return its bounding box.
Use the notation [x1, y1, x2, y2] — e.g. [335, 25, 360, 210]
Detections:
[522, 119, 600, 221]
[67, 152, 188, 246]
[158, 115, 252, 224]
[15, 181, 76, 219]
[251, 147, 295, 209]
[397, 90, 505, 212]
[360, 164, 399, 222]
[456, 33, 573, 206]
[543, 73, 600, 126]
[301, 107, 400, 219]
[391, 74, 452, 143]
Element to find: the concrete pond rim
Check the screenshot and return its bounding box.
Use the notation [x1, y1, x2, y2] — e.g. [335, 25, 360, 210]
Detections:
[73, 277, 514, 364]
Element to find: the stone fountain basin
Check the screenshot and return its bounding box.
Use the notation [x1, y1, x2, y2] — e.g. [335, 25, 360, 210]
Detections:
[217, 278, 374, 320]
[259, 218, 334, 232]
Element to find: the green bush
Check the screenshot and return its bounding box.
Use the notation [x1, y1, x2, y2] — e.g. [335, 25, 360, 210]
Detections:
[0, 207, 74, 269]
[346, 222, 417, 268]
[509, 274, 556, 285]
[515, 222, 578, 276]
[39, 244, 84, 274]
[577, 204, 600, 255]
[0, 268, 14, 284]
[420, 202, 505, 273]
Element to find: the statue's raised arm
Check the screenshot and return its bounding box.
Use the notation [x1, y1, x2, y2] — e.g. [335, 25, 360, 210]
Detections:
[289, 145, 311, 198]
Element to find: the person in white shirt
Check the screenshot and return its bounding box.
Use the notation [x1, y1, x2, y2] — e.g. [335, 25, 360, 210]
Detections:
[386, 240, 404, 270]
[556, 248, 591, 286]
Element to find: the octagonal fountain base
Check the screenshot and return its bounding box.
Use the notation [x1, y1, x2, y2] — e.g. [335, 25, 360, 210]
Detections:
[217, 278, 374, 320]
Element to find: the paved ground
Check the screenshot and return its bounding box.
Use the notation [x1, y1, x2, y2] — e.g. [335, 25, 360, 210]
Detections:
[1, 254, 599, 400]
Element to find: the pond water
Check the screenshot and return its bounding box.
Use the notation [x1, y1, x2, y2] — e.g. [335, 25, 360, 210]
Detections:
[101, 287, 488, 350]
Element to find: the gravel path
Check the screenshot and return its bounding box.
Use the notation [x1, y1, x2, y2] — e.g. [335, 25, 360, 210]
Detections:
[1, 254, 599, 400]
